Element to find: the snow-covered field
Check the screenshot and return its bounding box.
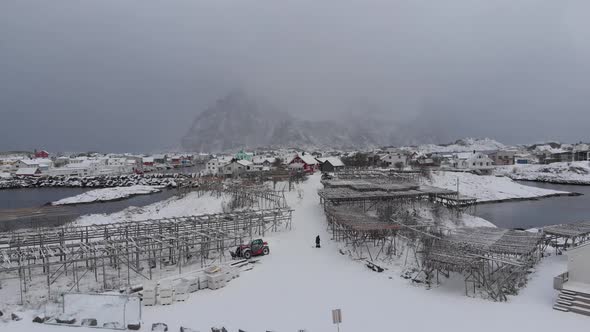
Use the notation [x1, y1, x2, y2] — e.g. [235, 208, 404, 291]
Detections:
[429, 171, 569, 202]
[1, 174, 586, 331]
[52, 186, 163, 205]
[496, 161, 590, 185]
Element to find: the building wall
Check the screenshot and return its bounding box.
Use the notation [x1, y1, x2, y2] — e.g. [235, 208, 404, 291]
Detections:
[320, 162, 335, 173]
[382, 153, 407, 167]
[452, 153, 493, 170]
[491, 151, 515, 165]
[569, 244, 590, 285]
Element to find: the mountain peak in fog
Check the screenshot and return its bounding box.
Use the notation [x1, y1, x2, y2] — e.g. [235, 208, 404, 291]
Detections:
[181, 92, 400, 152]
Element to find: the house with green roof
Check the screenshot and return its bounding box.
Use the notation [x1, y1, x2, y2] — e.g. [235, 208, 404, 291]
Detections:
[235, 150, 254, 161]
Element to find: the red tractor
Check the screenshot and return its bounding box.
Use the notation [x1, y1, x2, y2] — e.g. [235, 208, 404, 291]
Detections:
[231, 239, 270, 259]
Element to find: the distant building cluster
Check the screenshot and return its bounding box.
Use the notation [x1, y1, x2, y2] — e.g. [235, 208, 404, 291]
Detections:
[0, 150, 208, 178]
[204, 149, 344, 178]
[1, 140, 588, 180]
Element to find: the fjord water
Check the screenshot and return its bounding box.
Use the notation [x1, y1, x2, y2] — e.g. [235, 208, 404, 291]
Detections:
[474, 182, 590, 229]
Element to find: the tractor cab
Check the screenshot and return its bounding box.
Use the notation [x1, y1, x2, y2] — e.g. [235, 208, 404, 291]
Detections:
[250, 239, 264, 253]
[232, 239, 270, 259]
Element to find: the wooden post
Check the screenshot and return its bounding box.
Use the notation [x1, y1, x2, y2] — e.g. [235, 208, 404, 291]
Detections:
[74, 259, 79, 292]
[102, 258, 107, 290]
[46, 261, 51, 300]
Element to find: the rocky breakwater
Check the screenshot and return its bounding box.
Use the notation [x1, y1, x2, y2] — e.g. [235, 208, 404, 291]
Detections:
[0, 173, 199, 189]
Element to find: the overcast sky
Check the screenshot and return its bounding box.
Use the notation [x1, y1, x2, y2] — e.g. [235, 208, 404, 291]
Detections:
[1, 0, 589, 152]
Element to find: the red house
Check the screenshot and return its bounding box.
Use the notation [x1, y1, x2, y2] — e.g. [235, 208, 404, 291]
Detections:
[289, 153, 319, 173]
[142, 157, 155, 167]
[34, 150, 49, 158]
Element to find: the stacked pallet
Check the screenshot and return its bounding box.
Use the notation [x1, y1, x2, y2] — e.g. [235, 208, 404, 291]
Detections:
[141, 262, 245, 306]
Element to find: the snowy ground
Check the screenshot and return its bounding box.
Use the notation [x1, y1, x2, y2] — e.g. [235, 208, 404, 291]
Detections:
[496, 162, 590, 185]
[52, 186, 163, 205]
[73, 191, 228, 225]
[2, 174, 586, 331]
[429, 171, 569, 202]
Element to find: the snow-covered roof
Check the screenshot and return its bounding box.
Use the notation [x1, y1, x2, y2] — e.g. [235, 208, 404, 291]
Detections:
[252, 155, 270, 163]
[455, 152, 475, 160]
[296, 153, 318, 165]
[143, 157, 155, 163]
[573, 144, 590, 152]
[317, 157, 344, 167]
[236, 159, 253, 166]
[20, 158, 49, 165]
[534, 145, 567, 154]
[20, 159, 39, 166]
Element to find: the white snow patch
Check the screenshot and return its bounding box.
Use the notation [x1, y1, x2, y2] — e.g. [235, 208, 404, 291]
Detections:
[52, 185, 163, 205]
[496, 161, 590, 184]
[73, 191, 226, 225]
[429, 171, 568, 202]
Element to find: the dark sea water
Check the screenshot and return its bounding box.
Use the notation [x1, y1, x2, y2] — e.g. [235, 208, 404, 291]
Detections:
[473, 182, 590, 229]
[0, 187, 179, 216]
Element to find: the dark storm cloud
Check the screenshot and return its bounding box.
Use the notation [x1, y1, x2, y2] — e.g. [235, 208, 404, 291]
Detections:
[1, 0, 589, 152]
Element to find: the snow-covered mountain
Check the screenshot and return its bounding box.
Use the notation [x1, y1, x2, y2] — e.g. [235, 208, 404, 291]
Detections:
[407, 137, 506, 154]
[181, 92, 512, 153]
[181, 92, 399, 152]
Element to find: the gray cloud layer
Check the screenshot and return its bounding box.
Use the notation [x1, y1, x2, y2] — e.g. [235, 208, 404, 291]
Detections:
[1, 0, 589, 152]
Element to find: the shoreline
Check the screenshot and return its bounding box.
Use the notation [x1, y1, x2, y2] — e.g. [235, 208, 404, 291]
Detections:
[50, 188, 168, 206]
[475, 191, 582, 205]
[508, 178, 590, 186]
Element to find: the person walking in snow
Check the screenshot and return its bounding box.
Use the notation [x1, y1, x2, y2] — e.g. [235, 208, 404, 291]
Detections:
[316, 235, 321, 248]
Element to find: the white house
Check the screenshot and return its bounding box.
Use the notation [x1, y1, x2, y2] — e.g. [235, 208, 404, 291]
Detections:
[48, 159, 109, 177]
[0, 159, 18, 173]
[451, 152, 494, 171]
[205, 158, 227, 175]
[105, 157, 135, 175]
[381, 152, 409, 168]
[573, 144, 590, 161]
[16, 158, 53, 172]
[221, 159, 253, 178]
